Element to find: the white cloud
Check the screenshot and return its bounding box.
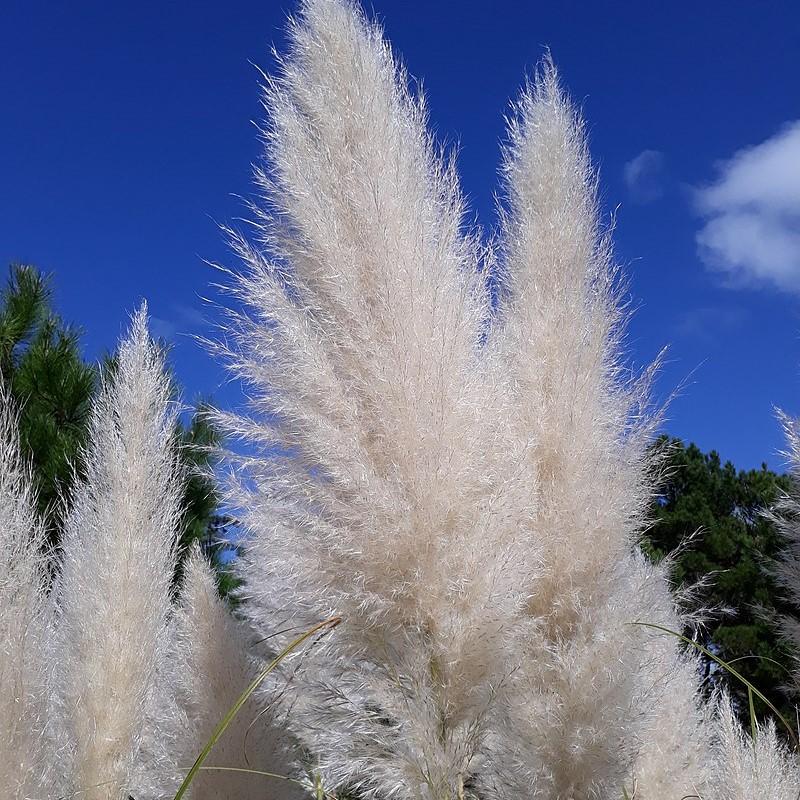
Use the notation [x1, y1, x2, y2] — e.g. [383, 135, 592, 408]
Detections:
[695, 121, 800, 294]
[675, 305, 748, 343]
[150, 304, 208, 343]
[623, 149, 665, 203]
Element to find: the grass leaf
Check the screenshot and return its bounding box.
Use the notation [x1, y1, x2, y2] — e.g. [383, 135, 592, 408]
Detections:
[628, 621, 798, 748]
[173, 616, 341, 800]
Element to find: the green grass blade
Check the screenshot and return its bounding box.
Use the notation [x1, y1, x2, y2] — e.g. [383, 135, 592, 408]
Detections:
[628, 621, 798, 748]
[748, 685, 758, 754]
[197, 765, 308, 788]
[173, 616, 341, 800]
[725, 654, 794, 678]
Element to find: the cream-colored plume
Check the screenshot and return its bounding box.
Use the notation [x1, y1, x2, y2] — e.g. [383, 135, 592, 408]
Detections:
[49, 306, 182, 800]
[217, 0, 541, 796]
[165, 543, 303, 800]
[0, 392, 53, 798]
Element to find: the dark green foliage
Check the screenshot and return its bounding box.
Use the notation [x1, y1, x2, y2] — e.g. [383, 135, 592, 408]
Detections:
[174, 408, 220, 556]
[172, 408, 240, 597]
[201, 513, 242, 602]
[0, 265, 95, 543]
[645, 437, 794, 723]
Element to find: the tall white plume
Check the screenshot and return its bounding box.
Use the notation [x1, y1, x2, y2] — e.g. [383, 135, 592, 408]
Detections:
[165, 543, 303, 800]
[0, 392, 53, 798]
[49, 306, 183, 800]
[217, 0, 541, 796]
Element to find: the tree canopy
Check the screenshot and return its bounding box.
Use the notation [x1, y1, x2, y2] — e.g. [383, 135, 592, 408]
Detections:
[645, 437, 795, 722]
[0, 264, 95, 543]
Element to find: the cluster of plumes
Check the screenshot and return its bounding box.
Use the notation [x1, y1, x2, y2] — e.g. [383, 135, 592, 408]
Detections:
[0, 310, 297, 800]
[2, 1, 800, 799]
[216, 1, 800, 798]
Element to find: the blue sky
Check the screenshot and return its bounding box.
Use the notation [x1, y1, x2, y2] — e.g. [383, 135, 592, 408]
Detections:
[2, 0, 799, 471]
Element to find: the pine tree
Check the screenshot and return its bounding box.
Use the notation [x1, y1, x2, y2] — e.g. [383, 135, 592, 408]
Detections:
[645, 437, 795, 724]
[0, 264, 95, 543]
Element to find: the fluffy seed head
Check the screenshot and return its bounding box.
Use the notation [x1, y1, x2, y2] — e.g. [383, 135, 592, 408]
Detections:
[50, 306, 183, 800]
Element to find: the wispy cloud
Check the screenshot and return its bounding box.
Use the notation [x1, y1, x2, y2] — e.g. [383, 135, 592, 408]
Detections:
[695, 121, 800, 294]
[150, 303, 208, 343]
[623, 149, 665, 203]
[675, 305, 748, 344]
